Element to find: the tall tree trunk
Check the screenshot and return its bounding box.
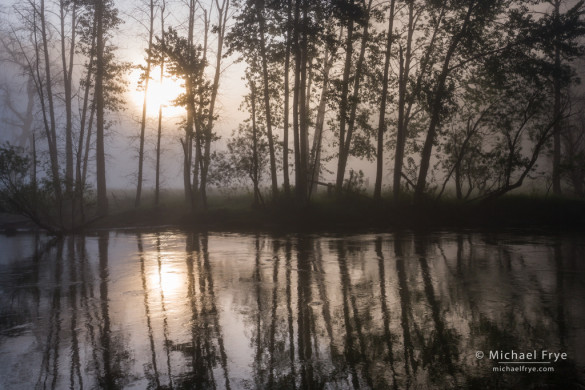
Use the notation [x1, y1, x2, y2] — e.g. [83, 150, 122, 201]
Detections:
[200, 0, 230, 210]
[336, 0, 373, 192]
[392, 6, 444, 200]
[374, 0, 395, 201]
[249, 75, 261, 207]
[292, 0, 302, 200]
[82, 101, 96, 192]
[257, 0, 279, 198]
[182, 132, 193, 206]
[309, 37, 337, 199]
[393, 2, 414, 200]
[95, 0, 108, 217]
[182, 0, 196, 207]
[192, 8, 208, 210]
[297, 0, 309, 203]
[75, 25, 95, 224]
[192, 117, 202, 210]
[414, 4, 473, 202]
[155, 0, 166, 207]
[282, 0, 292, 196]
[38, 0, 62, 203]
[32, 132, 38, 206]
[136, 0, 156, 208]
[335, 17, 354, 193]
[155, 104, 163, 207]
[552, 0, 562, 195]
[60, 0, 76, 195]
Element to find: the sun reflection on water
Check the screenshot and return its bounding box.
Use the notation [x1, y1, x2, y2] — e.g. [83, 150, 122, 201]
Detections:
[148, 253, 186, 297]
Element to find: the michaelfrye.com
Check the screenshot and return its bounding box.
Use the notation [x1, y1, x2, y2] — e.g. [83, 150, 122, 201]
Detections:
[475, 349, 568, 374]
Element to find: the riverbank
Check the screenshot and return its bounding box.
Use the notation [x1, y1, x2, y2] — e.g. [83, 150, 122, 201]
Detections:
[2, 194, 585, 234]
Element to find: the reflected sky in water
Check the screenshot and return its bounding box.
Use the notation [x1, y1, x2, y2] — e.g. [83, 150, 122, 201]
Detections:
[0, 230, 584, 389]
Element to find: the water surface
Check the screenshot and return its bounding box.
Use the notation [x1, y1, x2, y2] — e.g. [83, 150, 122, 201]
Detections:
[0, 230, 584, 389]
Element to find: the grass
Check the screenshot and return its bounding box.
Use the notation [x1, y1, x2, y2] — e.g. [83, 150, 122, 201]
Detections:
[86, 189, 585, 233]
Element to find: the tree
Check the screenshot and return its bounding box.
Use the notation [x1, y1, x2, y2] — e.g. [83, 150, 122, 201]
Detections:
[151, 26, 209, 208]
[374, 0, 396, 201]
[0, 144, 38, 223]
[94, 0, 107, 217]
[75, 7, 98, 221]
[198, 0, 230, 210]
[0, 143, 88, 232]
[437, 56, 566, 202]
[91, 0, 126, 217]
[228, 0, 279, 198]
[59, 0, 77, 195]
[134, 0, 157, 208]
[533, 0, 585, 194]
[222, 114, 270, 208]
[308, 21, 341, 200]
[561, 99, 585, 196]
[0, 35, 36, 150]
[154, 0, 167, 207]
[392, 0, 445, 200]
[413, 0, 520, 202]
[36, 0, 63, 204]
[334, 0, 374, 194]
[436, 85, 494, 200]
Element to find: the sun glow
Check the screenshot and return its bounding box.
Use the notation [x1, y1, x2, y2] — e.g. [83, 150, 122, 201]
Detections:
[129, 66, 185, 118]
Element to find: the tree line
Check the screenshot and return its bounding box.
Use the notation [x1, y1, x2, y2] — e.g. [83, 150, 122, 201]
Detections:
[223, 0, 585, 205]
[1, 0, 126, 232]
[1, 0, 584, 231]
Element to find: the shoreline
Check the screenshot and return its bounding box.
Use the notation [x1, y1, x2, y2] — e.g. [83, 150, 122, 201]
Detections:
[3, 196, 585, 235]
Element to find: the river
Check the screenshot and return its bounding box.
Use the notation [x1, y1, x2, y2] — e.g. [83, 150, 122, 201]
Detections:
[0, 230, 584, 389]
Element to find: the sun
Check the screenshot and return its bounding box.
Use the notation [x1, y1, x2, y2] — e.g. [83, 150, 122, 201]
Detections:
[129, 66, 186, 118]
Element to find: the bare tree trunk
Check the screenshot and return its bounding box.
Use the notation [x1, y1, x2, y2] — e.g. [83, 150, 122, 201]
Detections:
[374, 0, 395, 201]
[135, 0, 156, 208]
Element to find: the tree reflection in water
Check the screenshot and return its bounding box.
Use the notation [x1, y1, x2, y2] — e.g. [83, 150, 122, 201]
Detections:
[0, 231, 584, 389]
